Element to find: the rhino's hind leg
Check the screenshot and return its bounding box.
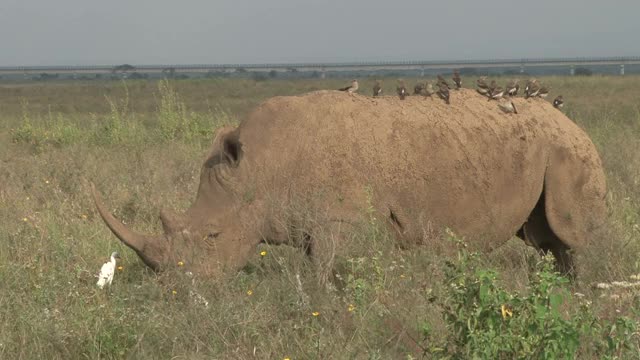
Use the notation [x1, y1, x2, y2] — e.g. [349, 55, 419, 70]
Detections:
[520, 191, 575, 277]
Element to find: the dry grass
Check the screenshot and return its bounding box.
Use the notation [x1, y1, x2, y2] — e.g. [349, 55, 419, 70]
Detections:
[1, 76, 639, 359]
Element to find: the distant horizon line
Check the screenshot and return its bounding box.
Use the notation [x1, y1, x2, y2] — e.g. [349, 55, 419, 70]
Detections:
[2, 55, 640, 70]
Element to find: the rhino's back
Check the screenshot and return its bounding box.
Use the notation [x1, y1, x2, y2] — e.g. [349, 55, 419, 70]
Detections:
[238, 90, 605, 246]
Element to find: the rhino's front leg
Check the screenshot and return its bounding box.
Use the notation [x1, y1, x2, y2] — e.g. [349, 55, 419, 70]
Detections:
[306, 218, 360, 286]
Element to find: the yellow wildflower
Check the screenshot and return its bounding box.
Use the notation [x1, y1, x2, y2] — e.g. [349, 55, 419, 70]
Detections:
[117, 266, 123, 271]
[22, 217, 28, 222]
[45, 180, 49, 184]
[177, 261, 184, 267]
[247, 290, 253, 296]
[172, 290, 177, 295]
[501, 304, 513, 319]
[400, 274, 406, 279]
[348, 304, 356, 312]
[312, 311, 320, 317]
[260, 250, 267, 257]
[284, 358, 291, 360]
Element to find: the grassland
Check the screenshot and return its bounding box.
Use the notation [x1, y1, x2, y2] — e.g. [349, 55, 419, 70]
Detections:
[1, 76, 640, 359]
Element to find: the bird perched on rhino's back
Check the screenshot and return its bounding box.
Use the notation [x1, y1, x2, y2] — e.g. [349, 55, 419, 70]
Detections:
[338, 79, 359, 94]
[437, 75, 451, 89]
[498, 99, 518, 114]
[488, 82, 505, 101]
[538, 86, 550, 98]
[97, 252, 120, 289]
[437, 83, 450, 104]
[505, 79, 519, 97]
[397, 80, 409, 100]
[553, 95, 564, 109]
[424, 82, 435, 98]
[452, 70, 462, 90]
[524, 79, 540, 99]
[373, 80, 383, 97]
[476, 77, 489, 96]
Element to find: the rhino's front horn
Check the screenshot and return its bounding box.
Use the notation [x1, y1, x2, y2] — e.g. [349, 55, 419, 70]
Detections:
[91, 183, 166, 270]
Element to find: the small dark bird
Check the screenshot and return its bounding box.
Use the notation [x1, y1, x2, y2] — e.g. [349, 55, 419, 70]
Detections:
[452, 70, 462, 90]
[338, 79, 359, 94]
[488, 80, 498, 92]
[397, 80, 409, 100]
[538, 86, 550, 98]
[477, 87, 489, 96]
[437, 83, 450, 104]
[553, 95, 564, 109]
[505, 79, 519, 97]
[498, 99, 518, 114]
[524, 78, 534, 92]
[488, 86, 505, 101]
[524, 79, 539, 99]
[437, 75, 451, 89]
[477, 76, 489, 89]
[414, 82, 425, 95]
[477, 77, 490, 96]
[485, 80, 503, 100]
[373, 80, 383, 97]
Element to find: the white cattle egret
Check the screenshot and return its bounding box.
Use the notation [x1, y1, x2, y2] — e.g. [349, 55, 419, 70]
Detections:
[97, 252, 120, 289]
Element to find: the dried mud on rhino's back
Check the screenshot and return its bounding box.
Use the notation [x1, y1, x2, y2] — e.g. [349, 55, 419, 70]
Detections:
[246, 88, 603, 187]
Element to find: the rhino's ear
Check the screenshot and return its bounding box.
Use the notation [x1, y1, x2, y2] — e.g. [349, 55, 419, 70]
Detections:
[205, 126, 243, 168]
[222, 131, 243, 167]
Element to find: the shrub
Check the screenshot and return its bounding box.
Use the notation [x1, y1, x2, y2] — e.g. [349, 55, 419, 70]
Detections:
[156, 79, 235, 143]
[422, 231, 639, 359]
[10, 100, 81, 149]
[95, 83, 131, 144]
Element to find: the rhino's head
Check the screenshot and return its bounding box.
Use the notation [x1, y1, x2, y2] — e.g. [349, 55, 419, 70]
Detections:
[92, 126, 266, 274]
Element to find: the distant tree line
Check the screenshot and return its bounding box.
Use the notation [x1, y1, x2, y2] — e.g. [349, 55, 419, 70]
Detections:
[0, 63, 626, 83]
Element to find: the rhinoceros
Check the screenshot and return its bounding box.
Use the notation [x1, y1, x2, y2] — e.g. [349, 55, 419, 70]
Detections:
[92, 89, 607, 277]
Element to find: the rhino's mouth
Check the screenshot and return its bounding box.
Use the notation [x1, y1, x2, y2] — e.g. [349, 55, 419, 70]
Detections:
[91, 183, 167, 270]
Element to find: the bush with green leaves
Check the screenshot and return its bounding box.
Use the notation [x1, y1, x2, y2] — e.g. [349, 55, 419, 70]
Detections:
[423, 231, 639, 359]
[156, 79, 224, 143]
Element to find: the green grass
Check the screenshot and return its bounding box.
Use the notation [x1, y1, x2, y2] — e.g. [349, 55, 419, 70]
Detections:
[1, 76, 640, 359]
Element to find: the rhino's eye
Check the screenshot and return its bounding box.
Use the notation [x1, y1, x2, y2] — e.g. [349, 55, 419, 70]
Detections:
[206, 232, 221, 240]
[202, 231, 221, 247]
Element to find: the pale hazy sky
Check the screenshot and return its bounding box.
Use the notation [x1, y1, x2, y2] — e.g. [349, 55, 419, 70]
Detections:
[1, 0, 638, 66]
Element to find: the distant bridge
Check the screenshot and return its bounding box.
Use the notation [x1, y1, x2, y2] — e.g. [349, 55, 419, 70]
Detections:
[1, 56, 639, 78]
